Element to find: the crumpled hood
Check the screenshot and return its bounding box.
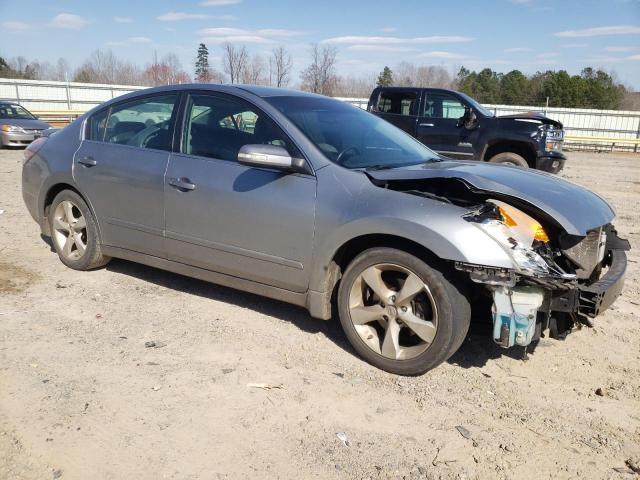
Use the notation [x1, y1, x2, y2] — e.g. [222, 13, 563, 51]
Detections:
[367, 161, 614, 236]
[497, 111, 563, 129]
[0, 118, 50, 130]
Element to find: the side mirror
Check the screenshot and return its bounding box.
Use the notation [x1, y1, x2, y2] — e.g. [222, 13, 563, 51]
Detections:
[238, 144, 308, 173]
[457, 107, 478, 129]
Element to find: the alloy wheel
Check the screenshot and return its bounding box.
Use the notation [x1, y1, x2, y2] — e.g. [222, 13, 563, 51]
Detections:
[52, 200, 88, 261]
[348, 263, 438, 360]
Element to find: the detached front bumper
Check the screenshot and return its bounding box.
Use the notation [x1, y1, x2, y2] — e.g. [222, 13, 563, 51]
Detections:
[549, 249, 627, 319]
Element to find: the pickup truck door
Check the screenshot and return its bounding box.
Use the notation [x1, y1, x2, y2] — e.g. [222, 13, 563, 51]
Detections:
[416, 91, 475, 160]
[370, 88, 420, 135]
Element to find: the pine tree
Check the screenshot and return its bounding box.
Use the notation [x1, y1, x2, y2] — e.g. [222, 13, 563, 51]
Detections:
[195, 43, 210, 83]
[376, 66, 394, 87]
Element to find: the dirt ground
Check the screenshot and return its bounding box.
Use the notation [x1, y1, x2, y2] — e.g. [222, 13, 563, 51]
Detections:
[0, 149, 639, 480]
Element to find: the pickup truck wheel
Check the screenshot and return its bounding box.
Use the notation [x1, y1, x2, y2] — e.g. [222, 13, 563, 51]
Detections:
[488, 152, 528, 167]
[337, 248, 470, 375]
[49, 190, 110, 271]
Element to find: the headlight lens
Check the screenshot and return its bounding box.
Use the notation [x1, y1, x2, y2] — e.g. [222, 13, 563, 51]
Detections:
[467, 200, 552, 275]
[0, 124, 24, 133]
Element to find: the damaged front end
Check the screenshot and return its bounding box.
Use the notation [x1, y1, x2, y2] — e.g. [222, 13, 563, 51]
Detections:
[366, 163, 630, 354]
[457, 200, 630, 350]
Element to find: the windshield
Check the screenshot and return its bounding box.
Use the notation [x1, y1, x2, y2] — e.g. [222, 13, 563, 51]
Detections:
[265, 96, 440, 169]
[458, 93, 495, 118]
[0, 104, 36, 120]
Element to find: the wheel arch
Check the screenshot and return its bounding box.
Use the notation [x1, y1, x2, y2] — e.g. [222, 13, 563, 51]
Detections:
[483, 140, 537, 167]
[308, 232, 465, 321]
[40, 182, 101, 238]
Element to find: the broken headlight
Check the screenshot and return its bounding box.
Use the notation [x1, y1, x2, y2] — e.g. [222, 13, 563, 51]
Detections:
[465, 200, 552, 275]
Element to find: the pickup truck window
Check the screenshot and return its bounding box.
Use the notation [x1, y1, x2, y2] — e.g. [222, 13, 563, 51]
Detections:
[423, 92, 466, 119]
[377, 91, 417, 116]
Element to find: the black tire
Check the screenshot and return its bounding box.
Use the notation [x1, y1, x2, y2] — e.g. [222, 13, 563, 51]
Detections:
[337, 248, 471, 376]
[49, 190, 110, 270]
[488, 152, 528, 168]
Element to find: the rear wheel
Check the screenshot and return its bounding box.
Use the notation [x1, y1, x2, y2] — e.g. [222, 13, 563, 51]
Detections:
[49, 190, 110, 270]
[337, 248, 470, 375]
[488, 152, 528, 168]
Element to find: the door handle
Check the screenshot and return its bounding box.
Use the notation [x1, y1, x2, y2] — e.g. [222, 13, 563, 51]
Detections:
[77, 156, 97, 167]
[419, 123, 435, 127]
[168, 177, 196, 192]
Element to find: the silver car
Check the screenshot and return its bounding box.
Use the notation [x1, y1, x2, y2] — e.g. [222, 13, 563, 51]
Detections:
[0, 102, 50, 147]
[21, 85, 629, 375]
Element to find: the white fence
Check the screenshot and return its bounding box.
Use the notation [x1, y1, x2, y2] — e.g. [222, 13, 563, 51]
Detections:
[2, 78, 640, 149]
[0, 78, 143, 111]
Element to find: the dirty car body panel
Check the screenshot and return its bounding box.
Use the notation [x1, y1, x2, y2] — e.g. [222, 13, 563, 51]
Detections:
[22, 84, 629, 372]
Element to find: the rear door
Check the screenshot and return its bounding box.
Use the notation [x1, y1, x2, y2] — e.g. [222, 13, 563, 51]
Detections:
[371, 89, 420, 135]
[416, 90, 475, 159]
[164, 92, 317, 293]
[73, 93, 178, 257]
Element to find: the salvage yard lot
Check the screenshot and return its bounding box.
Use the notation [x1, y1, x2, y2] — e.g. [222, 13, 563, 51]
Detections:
[0, 149, 639, 480]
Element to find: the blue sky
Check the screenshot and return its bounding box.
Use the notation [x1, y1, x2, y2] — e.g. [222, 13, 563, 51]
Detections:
[1, 0, 640, 88]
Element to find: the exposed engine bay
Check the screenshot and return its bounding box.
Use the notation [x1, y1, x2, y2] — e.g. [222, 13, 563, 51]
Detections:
[369, 174, 631, 352]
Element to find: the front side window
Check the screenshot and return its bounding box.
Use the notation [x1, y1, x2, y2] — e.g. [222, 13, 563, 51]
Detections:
[183, 94, 296, 161]
[266, 95, 439, 170]
[376, 91, 417, 116]
[103, 95, 177, 151]
[423, 92, 466, 119]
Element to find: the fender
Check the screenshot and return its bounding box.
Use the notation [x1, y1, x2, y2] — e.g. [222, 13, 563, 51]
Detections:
[308, 214, 513, 293]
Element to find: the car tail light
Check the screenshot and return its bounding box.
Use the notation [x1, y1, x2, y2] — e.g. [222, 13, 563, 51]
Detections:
[24, 136, 47, 163]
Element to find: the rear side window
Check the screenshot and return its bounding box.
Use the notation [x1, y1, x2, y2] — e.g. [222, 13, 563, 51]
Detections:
[103, 95, 177, 151]
[86, 108, 109, 141]
[423, 92, 466, 119]
[183, 94, 298, 162]
[376, 91, 418, 116]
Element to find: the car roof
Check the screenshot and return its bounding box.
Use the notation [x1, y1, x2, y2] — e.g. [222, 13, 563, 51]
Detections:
[119, 83, 321, 99]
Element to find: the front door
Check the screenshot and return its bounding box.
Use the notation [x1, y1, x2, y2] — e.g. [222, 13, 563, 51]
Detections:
[73, 94, 178, 257]
[416, 91, 475, 159]
[164, 92, 316, 293]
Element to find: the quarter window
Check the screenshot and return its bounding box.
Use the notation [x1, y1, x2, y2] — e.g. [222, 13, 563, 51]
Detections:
[423, 92, 466, 119]
[376, 91, 418, 116]
[183, 94, 296, 161]
[103, 95, 177, 151]
[86, 108, 109, 142]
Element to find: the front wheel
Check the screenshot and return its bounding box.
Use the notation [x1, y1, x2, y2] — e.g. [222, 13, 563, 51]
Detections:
[337, 248, 470, 376]
[488, 152, 528, 168]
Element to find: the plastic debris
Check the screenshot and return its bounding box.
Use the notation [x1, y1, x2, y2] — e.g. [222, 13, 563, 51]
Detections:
[144, 341, 166, 348]
[336, 432, 349, 447]
[456, 425, 479, 447]
[246, 382, 283, 390]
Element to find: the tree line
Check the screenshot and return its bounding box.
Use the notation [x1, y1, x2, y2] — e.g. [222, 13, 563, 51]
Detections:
[1, 45, 637, 110]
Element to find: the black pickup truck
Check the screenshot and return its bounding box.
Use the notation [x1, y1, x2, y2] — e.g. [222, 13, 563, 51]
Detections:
[367, 87, 566, 173]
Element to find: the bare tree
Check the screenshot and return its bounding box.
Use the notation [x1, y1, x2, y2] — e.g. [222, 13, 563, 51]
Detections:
[221, 43, 248, 84]
[242, 54, 266, 85]
[300, 44, 339, 95]
[335, 74, 377, 98]
[269, 46, 292, 87]
[393, 62, 454, 89]
[143, 52, 191, 86]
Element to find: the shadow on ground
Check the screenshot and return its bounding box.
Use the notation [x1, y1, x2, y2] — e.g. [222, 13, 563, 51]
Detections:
[104, 257, 535, 371]
[106, 258, 352, 352]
